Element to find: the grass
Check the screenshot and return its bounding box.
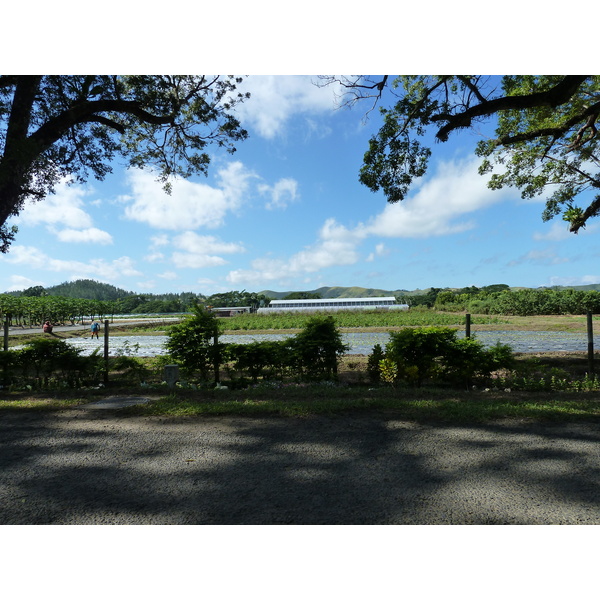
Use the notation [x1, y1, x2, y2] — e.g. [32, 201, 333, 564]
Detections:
[3, 371, 600, 423]
[0, 396, 91, 411]
[117, 386, 600, 422]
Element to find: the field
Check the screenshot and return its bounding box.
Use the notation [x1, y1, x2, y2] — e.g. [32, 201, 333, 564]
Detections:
[222, 308, 505, 331]
[3, 311, 600, 422]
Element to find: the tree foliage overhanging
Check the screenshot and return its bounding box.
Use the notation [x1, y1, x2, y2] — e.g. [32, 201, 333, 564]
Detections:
[0, 75, 250, 252]
[329, 75, 600, 232]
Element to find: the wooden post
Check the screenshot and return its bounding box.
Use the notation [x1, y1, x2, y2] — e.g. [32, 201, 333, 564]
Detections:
[465, 313, 471, 339]
[213, 331, 220, 384]
[3, 314, 9, 351]
[104, 319, 109, 386]
[587, 312, 595, 378]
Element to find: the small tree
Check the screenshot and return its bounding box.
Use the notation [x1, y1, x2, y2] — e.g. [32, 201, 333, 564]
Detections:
[367, 343, 385, 383]
[289, 315, 348, 381]
[165, 305, 224, 383]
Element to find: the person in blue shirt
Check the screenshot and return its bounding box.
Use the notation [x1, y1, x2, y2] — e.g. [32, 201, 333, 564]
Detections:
[91, 320, 100, 339]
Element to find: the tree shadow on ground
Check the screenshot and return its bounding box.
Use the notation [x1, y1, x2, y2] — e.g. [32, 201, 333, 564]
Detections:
[1, 411, 600, 524]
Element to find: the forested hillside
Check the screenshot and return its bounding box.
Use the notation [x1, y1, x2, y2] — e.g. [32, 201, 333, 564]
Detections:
[47, 279, 134, 300]
[4, 279, 205, 314]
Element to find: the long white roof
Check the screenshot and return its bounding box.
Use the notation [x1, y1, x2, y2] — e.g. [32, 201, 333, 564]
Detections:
[270, 297, 397, 305]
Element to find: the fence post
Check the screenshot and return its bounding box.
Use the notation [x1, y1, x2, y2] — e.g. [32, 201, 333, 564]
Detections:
[3, 314, 9, 351]
[213, 331, 220, 384]
[104, 319, 109, 386]
[465, 313, 471, 338]
[587, 312, 595, 378]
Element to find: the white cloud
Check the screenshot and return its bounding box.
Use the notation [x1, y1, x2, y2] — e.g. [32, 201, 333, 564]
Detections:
[172, 231, 245, 255]
[150, 234, 170, 248]
[170, 231, 245, 269]
[288, 218, 360, 272]
[366, 243, 389, 262]
[361, 156, 511, 239]
[56, 227, 113, 245]
[3, 245, 142, 281]
[225, 156, 520, 288]
[508, 249, 570, 267]
[549, 275, 600, 286]
[145, 252, 165, 263]
[158, 271, 178, 280]
[227, 218, 361, 286]
[172, 253, 228, 269]
[258, 178, 299, 210]
[15, 179, 115, 245]
[533, 221, 600, 241]
[5, 275, 45, 292]
[123, 162, 256, 230]
[235, 76, 341, 138]
[18, 179, 93, 229]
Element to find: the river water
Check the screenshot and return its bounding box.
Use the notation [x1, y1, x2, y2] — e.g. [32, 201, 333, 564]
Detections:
[50, 330, 600, 357]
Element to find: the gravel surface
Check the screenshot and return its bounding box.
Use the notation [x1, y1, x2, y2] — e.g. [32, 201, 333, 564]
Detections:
[1, 408, 600, 524]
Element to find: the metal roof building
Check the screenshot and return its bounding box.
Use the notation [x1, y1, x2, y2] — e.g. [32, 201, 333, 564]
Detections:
[257, 297, 409, 314]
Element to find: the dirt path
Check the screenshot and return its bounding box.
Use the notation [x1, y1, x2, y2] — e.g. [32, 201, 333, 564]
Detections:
[1, 409, 599, 524]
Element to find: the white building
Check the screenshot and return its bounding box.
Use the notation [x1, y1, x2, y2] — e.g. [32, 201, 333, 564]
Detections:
[257, 297, 409, 314]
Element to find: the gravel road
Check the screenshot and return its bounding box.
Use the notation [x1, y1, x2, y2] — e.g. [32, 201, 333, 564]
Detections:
[1, 408, 600, 524]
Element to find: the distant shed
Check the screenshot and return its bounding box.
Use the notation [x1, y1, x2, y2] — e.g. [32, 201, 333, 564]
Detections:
[257, 297, 409, 314]
[211, 306, 252, 317]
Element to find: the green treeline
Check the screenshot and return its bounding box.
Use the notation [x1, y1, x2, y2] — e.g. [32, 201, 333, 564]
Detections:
[4, 279, 600, 327]
[4, 280, 273, 318]
[432, 287, 600, 316]
[3, 279, 206, 322]
[0, 295, 116, 326]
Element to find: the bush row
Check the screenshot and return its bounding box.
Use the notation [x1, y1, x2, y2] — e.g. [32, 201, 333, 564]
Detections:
[435, 287, 600, 316]
[165, 307, 348, 385]
[367, 327, 515, 388]
[0, 338, 104, 389]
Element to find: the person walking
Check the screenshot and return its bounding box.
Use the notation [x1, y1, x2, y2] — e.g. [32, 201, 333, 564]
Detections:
[90, 320, 100, 339]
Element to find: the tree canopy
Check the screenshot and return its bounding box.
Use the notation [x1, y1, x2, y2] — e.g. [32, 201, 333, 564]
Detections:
[0, 75, 249, 252]
[329, 76, 600, 233]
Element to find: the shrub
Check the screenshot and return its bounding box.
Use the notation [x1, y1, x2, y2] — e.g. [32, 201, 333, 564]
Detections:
[227, 340, 289, 383]
[367, 343, 385, 383]
[12, 338, 102, 388]
[288, 315, 348, 381]
[0, 350, 19, 388]
[165, 305, 225, 382]
[384, 327, 514, 387]
[225, 316, 348, 384]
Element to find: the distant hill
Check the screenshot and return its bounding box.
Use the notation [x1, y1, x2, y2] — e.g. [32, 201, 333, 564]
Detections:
[8, 280, 600, 303]
[260, 283, 600, 300]
[563, 284, 600, 292]
[260, 286, 410, 299]
[7, 279, 136, 301]
[47, 279, 135, 300]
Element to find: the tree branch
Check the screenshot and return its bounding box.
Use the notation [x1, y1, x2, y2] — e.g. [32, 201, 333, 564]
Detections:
[490, 100, 600, 149]
[570, 195, 600, 233]
[433, 75, 591, 141]
[29, 98, 178, 153]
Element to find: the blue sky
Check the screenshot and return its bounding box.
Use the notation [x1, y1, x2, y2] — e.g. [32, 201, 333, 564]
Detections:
[3, 74, 600, 296]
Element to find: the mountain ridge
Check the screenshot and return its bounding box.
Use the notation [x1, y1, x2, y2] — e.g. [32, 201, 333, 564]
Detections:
[5, 280, 600, 302]
[259, 283, 600, 299]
